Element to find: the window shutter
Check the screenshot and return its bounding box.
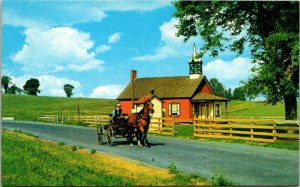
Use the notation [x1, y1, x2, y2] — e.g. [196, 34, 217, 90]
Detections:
[177, 103, 180, 116]
[168, 104, 171, 116]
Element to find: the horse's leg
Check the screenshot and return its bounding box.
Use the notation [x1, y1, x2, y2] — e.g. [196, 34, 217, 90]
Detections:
[137, 130, 144, 147]
[143, 131, 148, 145]
[127, 127, 132, 146]
[128, 126, 135, 146]
[137, 123, 146, 146]
[142, 122, 150, 146]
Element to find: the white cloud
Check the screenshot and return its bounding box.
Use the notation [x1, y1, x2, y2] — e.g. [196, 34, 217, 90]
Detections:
[132, 18, 202, 61]
[204, 57, 254, 89]
[11, 75, 83, 97]
[11, 27, 104, 74]
[3, 1, 171, 29]
[3, 3, 107, 29]
[96, 45, 111, 53]
[97, 1, 171, 11]
[90, 85, 125, 99]
[108, 32, 122, 44]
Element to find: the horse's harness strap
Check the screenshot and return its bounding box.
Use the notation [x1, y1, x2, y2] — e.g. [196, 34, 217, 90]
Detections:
[140, 113, 148, 120]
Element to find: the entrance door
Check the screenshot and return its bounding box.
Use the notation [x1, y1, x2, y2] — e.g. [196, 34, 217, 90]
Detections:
[193, 103, 200, 117]
[201, 104, 208, 119]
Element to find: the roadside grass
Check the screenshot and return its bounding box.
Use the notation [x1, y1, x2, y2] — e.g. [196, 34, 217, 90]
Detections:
[2, 130, 208, 186]
[174, 125, 194, 139]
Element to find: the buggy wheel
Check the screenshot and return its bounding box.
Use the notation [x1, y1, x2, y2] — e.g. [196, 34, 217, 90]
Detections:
[106, 126, 114, 146]
[97, 125, 105, 145]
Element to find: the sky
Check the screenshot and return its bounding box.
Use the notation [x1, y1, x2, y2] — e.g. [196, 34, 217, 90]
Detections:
[2, 0, 255, 99]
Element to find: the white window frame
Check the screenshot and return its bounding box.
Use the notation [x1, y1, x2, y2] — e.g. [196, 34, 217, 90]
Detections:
[168, 103, 180, 117]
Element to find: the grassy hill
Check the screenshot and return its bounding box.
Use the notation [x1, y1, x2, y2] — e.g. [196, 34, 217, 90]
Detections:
[2, 94, 295, 121]
[2, 94, 117, 121]
[226, 100, 287, 118]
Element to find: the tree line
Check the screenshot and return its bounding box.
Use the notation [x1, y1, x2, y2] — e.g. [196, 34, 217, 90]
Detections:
[1, 76, 75, 97]
[209, 78, 246, 101]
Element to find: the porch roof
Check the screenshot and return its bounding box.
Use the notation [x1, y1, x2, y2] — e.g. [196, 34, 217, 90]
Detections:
[191, 93, 229, 102]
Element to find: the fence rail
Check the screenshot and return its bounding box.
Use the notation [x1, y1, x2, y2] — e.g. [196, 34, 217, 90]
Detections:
[194, 118, 299, 143]
[67, 115, 112, 127]
[37, 115, 59, 123]
[149, 117, 175, 136]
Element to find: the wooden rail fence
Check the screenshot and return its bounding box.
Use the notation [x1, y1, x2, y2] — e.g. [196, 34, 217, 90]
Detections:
[68, 115, 112, 127]
[149, 117, 175, 136]
[37, 115, 59, 123]
[194, 118, 299, 143]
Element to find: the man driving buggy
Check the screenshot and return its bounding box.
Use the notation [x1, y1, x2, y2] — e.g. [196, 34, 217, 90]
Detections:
[112, 103, 123, 124]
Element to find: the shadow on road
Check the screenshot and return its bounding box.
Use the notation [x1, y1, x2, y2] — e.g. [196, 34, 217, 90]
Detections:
[109, 140, 165, 148]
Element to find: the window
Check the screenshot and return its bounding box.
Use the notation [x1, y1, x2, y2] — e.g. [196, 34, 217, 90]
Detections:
[215, 104, 220, 117]
[168, 103, 180, 116]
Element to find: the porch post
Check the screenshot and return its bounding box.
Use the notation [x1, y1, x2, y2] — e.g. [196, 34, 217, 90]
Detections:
[205, 104, 208, 118]
[212, 101, 215, 119]
[225, 101, 228, 119]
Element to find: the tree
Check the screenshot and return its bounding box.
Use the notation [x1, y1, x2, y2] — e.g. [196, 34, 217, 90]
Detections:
[209, 78, 226, 98]
[225, 88, 232, 100]
[2, 76, 12, 93]
[173, 1, 299, 119]
[7, 84, 23, 95]
[23, 78, 40, 96]
[63, 84, 74, 97]
[233, 87, 246, 101]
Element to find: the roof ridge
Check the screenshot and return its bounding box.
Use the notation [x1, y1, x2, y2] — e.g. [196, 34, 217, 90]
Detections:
[136, 75, 203, 80]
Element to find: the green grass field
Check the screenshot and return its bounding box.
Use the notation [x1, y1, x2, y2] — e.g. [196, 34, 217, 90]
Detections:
[2, 94, 117, 121]
[2, 130, 209, 186]
[2, 94, 295, 121]
[226, 100, 288, 118]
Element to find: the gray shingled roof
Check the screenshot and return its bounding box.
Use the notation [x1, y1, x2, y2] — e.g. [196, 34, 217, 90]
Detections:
[117, 75, 205, 100]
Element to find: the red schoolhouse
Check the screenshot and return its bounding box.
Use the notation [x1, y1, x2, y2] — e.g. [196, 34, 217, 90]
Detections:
[117, 44, 229, 121]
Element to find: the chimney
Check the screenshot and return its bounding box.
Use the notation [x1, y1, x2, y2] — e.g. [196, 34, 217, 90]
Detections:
[131, 69, 137, 81]
[130, 70, 137, 109]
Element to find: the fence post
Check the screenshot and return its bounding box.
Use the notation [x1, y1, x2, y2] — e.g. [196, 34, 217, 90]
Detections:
[193, 118, 196, 137]
[272, 121, 277, 142]
[172, 117, 175, 136]
[158, 118, 161, 134]
[250, 122, 254, 142]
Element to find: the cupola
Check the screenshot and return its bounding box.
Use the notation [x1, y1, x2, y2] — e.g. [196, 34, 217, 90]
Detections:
[188, 43, 203, 79]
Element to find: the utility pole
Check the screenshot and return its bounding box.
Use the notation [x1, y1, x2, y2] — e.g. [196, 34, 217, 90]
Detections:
[60, 97, 63, 122]
[77, 97, 80, 116]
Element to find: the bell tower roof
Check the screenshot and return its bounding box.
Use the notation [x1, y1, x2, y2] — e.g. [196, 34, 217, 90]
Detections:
[193, 43, 197, 60]
[188, 43, 203, 79]
[189, 43, 202, 63]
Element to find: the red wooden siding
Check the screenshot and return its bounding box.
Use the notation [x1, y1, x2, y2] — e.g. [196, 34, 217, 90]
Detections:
[163, 98, 192, 120]
[119, 100, 132, 115]
[199, 81, 214, 94]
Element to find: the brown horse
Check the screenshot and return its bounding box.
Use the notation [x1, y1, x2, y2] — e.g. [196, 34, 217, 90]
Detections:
[127, 100, 154, 147]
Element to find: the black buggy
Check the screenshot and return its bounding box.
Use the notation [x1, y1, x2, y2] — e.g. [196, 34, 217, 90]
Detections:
[96, 115, 136, 146]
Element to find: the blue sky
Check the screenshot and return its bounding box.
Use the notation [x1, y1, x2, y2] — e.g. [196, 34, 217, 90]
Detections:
[2, 1, 254, 99]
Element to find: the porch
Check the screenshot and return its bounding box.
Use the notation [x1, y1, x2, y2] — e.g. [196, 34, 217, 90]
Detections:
[191, 93, 229, 119]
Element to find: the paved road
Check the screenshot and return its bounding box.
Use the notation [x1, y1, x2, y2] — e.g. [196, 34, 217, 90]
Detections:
[2, 121, 299, 185]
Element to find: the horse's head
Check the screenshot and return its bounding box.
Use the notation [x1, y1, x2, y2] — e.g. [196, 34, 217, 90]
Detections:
[144, 101, 154, 115]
